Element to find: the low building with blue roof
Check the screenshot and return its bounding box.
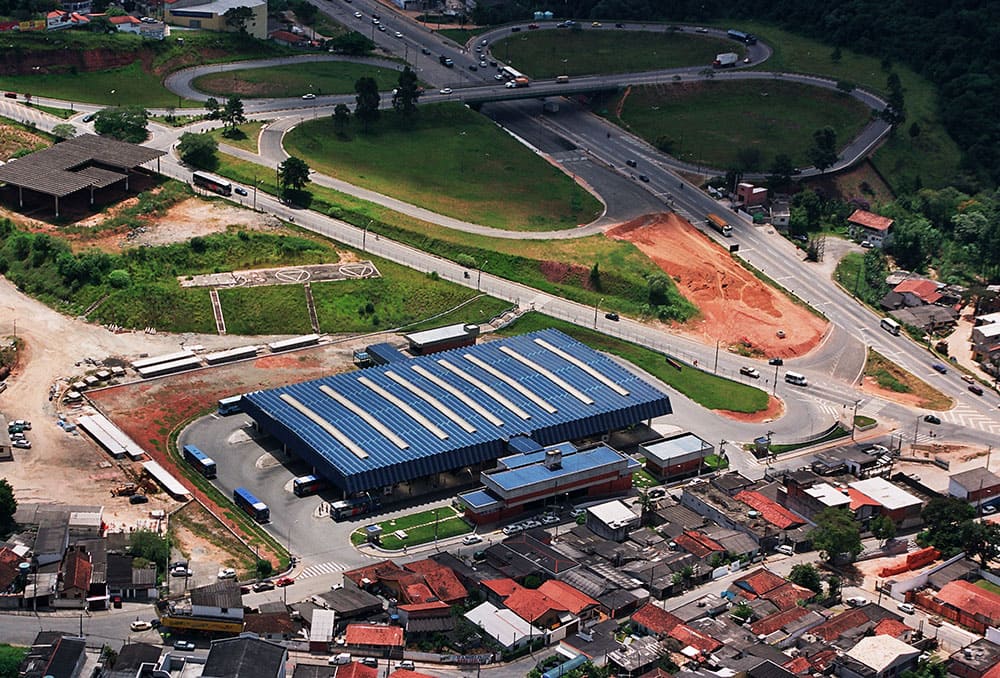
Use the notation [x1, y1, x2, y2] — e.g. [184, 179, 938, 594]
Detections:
[240, 329, 672, 501]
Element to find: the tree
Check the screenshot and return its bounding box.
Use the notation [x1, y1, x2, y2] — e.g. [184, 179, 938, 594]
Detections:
[0, 479, 16, 536]
[810, 507, 862, 562]
[255, 558, 273, 579]
[901, 659, 949, 678]
[51, 123, 76, 140]
[205, 98, 221, 120]
[392, 66, 421, 120]
[826, 575, 842, 601]
[354, 76, 381, 132]
[731, 601, 753, 621]
[869, 515, 896, 543]
[93, 106, 149, 143]
[960, 521, 1000, 567]
[332, 103, 351, 136]
[768, 153, 795, 186]
[326, 31, 374, 55]
[88, 15, 116, 33]
[881, 72, 906, 126]
[126, 529, 169, 573]
[788, 563, 823, 593]
[278, 156, 311, 202]
[808, 127, 838, 173]
[224, 6, 254, 33]
[177, 132, 219, 170]
[920, 497, 975, 555]
[221, 95, 247, 134]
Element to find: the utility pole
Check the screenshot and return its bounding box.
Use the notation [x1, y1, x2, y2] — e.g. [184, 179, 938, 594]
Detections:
[714, 339, 720, 374]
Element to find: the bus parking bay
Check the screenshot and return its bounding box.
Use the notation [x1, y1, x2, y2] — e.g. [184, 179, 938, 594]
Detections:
[177, 412, 463, 572]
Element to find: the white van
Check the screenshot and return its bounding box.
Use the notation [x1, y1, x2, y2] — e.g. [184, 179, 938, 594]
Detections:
[776, 545, 794, 556]
[784, 371, 807, 386]
[556, 75, 570, 83]
[329, 653, 352, 665]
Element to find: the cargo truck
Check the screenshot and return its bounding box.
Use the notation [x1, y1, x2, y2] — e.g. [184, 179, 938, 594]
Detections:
[707, 213, 733, 236]
[714, 52, 739, 68]
[504, 77, 530, 88]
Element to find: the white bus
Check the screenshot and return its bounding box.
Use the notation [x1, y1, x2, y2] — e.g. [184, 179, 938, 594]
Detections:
[784, 371, 808, 386]
[880, 317, 901, 336]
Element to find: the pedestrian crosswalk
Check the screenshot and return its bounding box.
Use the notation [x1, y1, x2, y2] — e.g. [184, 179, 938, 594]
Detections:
[297, 560, 349, 579]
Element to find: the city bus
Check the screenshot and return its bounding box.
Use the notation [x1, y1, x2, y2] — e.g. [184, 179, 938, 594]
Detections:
[880, 317, 901, 336]
[192, 171, 233, 196]
[233, 487, 270, 523]
[217, 395, 243, 416]
[331, 494, 377, 521]
[182, 444, 217, 479]
[293, 474, 329, 497]
[500, 65, 528, 82]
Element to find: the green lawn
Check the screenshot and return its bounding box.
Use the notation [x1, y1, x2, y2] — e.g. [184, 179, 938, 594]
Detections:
[218, 285, 313, 335]
[497, 313, 770, 413]
[493, 29, 739, 78]
[211, 152, 690, 321]
[350, 506, 472, 549]
[24, 103, 75, 119]
[975, 579, 1000, 596]
[612, 79, 870, 170]
[633, 468, 659, 489]
[191, 61, 403, 99]
[737, 20, 961, 190]
[208, 121, 268, 154]
[0, 62, 187, 108]
[283, 103, 602, 232]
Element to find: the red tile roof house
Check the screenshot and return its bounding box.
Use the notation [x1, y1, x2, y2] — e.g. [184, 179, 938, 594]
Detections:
[403, 559, 467, 605]
[917, 579, 1000, 634]
[537, 580, 600, 621]
[893, 279, 944, 305]
[674, 531, 726, 560]
[847, 209, 895, 248]
[60, 546, 92, 605]
[630, 603, 683, 639]
[734, 490, 806, 530]
[482, 578, 579, 641]
[760, 582, 816, 611]
[344, 623, 405, 660]
[731, 568, 787, 600]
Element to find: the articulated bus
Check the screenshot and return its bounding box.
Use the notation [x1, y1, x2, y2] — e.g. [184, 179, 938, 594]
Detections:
[331, 493, 378, 521]
[192, 171, 233, 196]
[182, 444, 217, 479]
[233, 487, 270, 523]
[293, 474, 329, 497]
[217, 395, 243, 416]
[880, 317, 901, 336]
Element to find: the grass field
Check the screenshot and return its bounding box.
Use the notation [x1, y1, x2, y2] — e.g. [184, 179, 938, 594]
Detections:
[611, 79, 870, 170]
[283, 102, 602, 232]
[208, 121, 268, 153]
[0, 62, 187, 108]
[349, 506, 471, 549]
[736, 21, 961, 190]
[866, 349, 952, 410]
[493, 29, 738, 78]
[976, 579, 1000, 596]
[497, 312, 770, 413]
[212, 151, 690, 322]
[191, 61, 403, 99]
[25, 103, 74, 119]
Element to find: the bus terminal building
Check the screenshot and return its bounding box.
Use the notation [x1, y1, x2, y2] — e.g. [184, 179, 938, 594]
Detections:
[241, 329, 672, 503]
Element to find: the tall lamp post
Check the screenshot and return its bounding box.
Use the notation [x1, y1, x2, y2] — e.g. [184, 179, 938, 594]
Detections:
[477, 259, 488, 291]
[593, 297, 604, 328]
[363, 219, 373, 252]
[850, 399, 862, 441]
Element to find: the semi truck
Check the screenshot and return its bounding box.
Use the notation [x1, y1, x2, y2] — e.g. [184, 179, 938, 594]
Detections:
[714, 52, 739, 68]
[707, 213, 733, 236]
[504, 77, 530, 88]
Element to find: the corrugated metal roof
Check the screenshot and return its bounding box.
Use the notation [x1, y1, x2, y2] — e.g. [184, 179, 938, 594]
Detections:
[243, 329, 672, 493]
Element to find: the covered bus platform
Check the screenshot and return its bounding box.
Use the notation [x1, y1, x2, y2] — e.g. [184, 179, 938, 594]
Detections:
[0, 134, 164, 217]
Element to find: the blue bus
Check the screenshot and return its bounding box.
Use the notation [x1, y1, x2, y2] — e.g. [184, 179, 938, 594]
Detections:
[293, 475, 329, 497]
[727, 28, 757, 44]
[217, 395, 243, 416]
[182, 444, 217, 479]
[233, 487, 270, 523]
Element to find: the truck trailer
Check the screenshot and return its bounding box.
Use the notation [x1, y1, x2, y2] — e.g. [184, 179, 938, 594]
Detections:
[714, 52, 739, 68]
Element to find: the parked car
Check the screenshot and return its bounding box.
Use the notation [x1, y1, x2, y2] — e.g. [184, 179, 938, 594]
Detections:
[768, 357, 784, 366]
[170, 566, 192, 577]
[82, 113, 96, 122]
[253, 581, 275, 592]
[569, 508, 586, 518]
[12, 440, 30, 449]
[328, 653, 352, 666]
[846, 596, 868, 607]
[174, 640, 196, 651]
[649, 488, 667, 499]
[472, 550, 487, 561]
[540, 515, 559, 525]
[923, 414, 941, 424]
[462, 534, 483, 545]
[898, 602, 915, 614]
[396, 661, 415, 671]
[12, 420, 30, 430]
[983, 504, 997, 515]
[128, 494, 148, 504]
[240, 585, 252, 595]
[604, 312, 620, 321]
[860, 240, 872, 248]
[740, 366, 760, 378]
[928, 616, 943, 627]
[360, 658, 379, 667]
[217, 568, 237, 580]
[130, 620, 152, 631]
[234, 187, 248, 196]
[275, 577, 295, 587]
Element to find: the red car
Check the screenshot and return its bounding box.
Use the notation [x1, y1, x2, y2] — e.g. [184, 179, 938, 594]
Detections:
[275, 577, 295, 587]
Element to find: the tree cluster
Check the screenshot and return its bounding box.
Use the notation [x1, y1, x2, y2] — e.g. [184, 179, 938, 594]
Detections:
[809, 507, 863, 563]
[920, 497, 1000, 566]
[93, 106, 148, 143]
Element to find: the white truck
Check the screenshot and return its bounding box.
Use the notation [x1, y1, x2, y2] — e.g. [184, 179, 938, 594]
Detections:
[714, 52, 739, 68]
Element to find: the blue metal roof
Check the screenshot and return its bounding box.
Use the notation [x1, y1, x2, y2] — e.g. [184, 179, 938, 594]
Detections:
[241, 329, 672, 494]
[365, 342, 408, 365]
[499, 441, 577, 470]
[459, 489, 501, 510]
[488, 445, 627, 491]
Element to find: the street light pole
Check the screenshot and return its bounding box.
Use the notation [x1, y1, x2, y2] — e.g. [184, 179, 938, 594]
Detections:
[363, 219, 372, 252]
[593, 297, 604, 328]
[851, 399, 861, 440]
[772, 361, 779, 395]
[477, 260, 487, 291]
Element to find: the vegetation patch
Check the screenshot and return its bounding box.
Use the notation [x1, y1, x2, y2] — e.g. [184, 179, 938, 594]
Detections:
[170, 501, 257, 577]
[350, 506, 470, 549]
[0, 118, 51, 160]
[496, 312, 770, 413]
[493, 29, 736, 78]
[865, 348, 952, 410]
[191, 61, 402, 99]
[213, 152, 690, 322]
[606, 80, 870, 171]
[207, 121, 268, 154]
[283, 103, 602, 232]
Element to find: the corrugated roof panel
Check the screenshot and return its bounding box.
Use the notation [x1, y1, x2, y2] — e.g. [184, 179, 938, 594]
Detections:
[242, 329, 672, 494]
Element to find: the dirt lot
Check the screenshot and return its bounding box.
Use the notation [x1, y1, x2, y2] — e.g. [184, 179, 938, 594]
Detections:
[607, 212, 829, 358]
